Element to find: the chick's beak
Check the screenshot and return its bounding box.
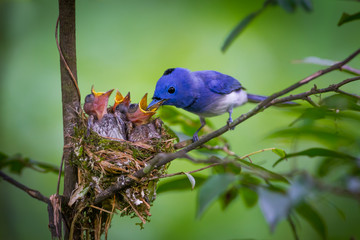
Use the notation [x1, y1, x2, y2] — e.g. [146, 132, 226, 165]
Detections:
[91, 87, 114, 120]
[113, 90, 131, 111]
[126, 93, 164, 126]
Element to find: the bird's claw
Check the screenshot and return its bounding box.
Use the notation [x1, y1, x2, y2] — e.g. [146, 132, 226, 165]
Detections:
[227, 118, 235, 130]
[192, 134, 199, 142]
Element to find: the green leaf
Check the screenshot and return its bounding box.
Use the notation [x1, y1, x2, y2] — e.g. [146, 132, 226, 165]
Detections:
[325, 199, 346, 221]
[338, 11, 360, 26]
[197, 173, 237, 218]
[237, 158, 289, 183]
[240, 187, 258, 208]
[240, 173, 262, 186]
[316, 157, 346, 177]
[221, 0, 270, 53]
[272, 148, 286, 158]
[33, 160, 61, 173]
[320, 94, 360, 112]
[220, 186, 239, 210]
[296, 202, 327, 240]
[276, 0, 295, 13]
[268, 126, 355, 148]
[300, 0, 313, 11]
[289, 108, 329, 126]
[0, 152, 7, 165]
[0, 151, 60, 174]
[211, 162, 241, 175]
[273, 148, 356, 167]
[157, 174, 207, 194]
[258, 187, 291, 231]
[221, 12, 258, 52]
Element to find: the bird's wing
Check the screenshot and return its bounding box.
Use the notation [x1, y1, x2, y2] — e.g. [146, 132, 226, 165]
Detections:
[194, 70, 243, 94]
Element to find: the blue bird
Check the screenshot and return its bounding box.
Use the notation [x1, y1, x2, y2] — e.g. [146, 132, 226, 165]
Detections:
[147, 68, 297, 142]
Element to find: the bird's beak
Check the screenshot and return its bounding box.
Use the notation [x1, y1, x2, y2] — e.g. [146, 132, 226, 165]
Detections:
[113, 90, 131, 111]
[146, 98, 167, 111]
[91, 86, 114, 120]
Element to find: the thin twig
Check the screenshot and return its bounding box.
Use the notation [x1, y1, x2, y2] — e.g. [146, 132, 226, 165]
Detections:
[201, 144, 236, 156]
[89, 205, 113, 214]
[148, 163, 220, 180]
[0, 170, 50, 204]
[69, 204, 86, 240]
[271, 76, 360, 105]
[57, 153, 65, 195]
[239, 148, 276, 160]
[288, 216, 299, 240]
[335, 89, 360, 100]
[304, 96, 319, 107]
[55, 16, 81, 99]
[121, 193, 146, 224]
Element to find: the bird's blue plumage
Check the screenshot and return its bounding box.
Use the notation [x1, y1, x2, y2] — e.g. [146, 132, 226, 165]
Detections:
[194, 70, 242, 94]
[148, 67, 298, 142]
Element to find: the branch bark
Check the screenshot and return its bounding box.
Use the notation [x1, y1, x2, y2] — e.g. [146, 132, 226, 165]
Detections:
[0, 170, 50, 204]
[93, 48, 360, 204]
[58, 0, 80, 239]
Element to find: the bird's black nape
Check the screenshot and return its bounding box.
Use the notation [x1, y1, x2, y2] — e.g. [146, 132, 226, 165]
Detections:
[163, 68, 175, 76]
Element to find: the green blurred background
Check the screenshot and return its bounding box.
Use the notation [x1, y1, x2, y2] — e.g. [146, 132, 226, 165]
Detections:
[1, 0, 359, 239]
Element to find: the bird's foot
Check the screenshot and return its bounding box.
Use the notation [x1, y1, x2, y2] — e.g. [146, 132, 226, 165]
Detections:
[227, 118, 235, 130]
[192, 133, 199, 142]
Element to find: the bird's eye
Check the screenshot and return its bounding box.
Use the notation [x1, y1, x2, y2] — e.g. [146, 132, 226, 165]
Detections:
[128, 104, 138, 113]
[85, 94, 94, 103]
[168, 87, 175, 94]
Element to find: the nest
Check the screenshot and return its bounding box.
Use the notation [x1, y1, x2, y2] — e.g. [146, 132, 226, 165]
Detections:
[69, 108, 176, 238]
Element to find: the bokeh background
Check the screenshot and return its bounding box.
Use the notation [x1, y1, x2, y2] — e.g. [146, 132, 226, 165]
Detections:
[1, 0, 359, 239]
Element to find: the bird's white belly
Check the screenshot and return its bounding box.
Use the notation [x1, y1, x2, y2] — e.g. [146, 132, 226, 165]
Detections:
[198, 90, 248, 117]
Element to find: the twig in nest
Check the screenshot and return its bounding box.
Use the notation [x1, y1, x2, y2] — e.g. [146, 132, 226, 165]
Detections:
[121, 193, 146, 224]
[89, 205, 113, 215]
[70, 204, 86, 240]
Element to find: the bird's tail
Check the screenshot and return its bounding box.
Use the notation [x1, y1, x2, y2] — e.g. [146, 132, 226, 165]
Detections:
[247, 93, 299, 106]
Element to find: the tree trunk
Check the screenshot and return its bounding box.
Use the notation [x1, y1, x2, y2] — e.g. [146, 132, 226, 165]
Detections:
[58, 0, 80, 239]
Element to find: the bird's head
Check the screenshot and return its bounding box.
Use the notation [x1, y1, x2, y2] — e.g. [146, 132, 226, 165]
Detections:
[84, 86, 114, 120]
[126, 93, 162, 126]
[147, 68, 198, 110]
[113, 90, 131, 113]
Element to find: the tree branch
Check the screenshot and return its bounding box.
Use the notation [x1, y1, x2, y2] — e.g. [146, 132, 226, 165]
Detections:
[58, 0, 81, 239]
[0, 170, 50, 204]
[93, 48, 360, 204]
[270, 75, 360, 105]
